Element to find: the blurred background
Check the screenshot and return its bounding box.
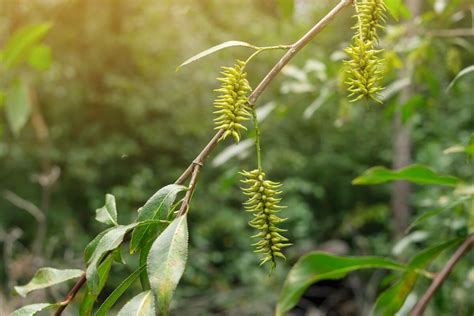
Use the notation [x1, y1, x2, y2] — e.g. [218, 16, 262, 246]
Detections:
[0, 0, 473, 315]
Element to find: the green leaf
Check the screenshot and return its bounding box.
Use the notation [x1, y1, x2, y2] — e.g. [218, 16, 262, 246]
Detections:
[5, 79, 32, 136]
[130, 184, 187, 253]
[276, 252, 406, 316]
[447, 65, 474, 91]
[353, 164, 461, 187]
[27, 44, 52, 71]
[177, 41, 257, 71]
[117, 291, 155, 316]
[373, 239, 461, 315]
[384, 0, 402, 20]
[139, 226, 162, 290]
[95, 194, 119, 226]
[11, 303, 58, 316]
[407, 197, 470, 232]
[147, 215, 188, 315]
[1, 22, 52, 69]
[14, 267, 83, 297]
[96, 265, 146, 316]
[86, 223, 137, 294]
[84, 227, 114, 263]
[80, 253, 115, 316]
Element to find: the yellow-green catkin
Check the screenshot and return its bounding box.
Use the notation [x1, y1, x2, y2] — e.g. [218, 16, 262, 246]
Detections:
[344, 0, 387, 103]
[240, 169, 291, 274]
[214, 60, 252, 143]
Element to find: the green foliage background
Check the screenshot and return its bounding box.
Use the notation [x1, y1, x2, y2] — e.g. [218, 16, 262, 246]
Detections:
[0, 0, 473, 315]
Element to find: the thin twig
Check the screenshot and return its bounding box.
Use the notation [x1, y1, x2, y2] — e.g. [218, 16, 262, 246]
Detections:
[3, 190, 45, 223]
[175, 0, 354, 185]
[177, 163, 202, 216]
[54, 274, 86, 316]
[55, 2, 353, 314]
[411, 234, 474, 316]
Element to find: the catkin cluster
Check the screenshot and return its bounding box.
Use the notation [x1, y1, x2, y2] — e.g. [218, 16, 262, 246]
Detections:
[214, 60, 252, 143]
[240, 169, 291, 273]
[344, 0, 387, 103]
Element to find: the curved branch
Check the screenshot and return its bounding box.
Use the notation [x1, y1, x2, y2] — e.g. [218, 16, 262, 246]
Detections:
[55, 1, 353, 314]
[175, 0, 354, 185]
[411, 234, 474, 316]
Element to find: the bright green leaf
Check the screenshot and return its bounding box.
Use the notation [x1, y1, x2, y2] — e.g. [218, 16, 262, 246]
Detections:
[95, 194, 119, 226]
[276, 252, 406, 316]
[28, 44, 52, 71]
[1, 22, 52, 69]
[447, 65, 474, 91]
[147, 215, 188, 315]
[14, 267, 83, 298]
[384, 0, 402, 20]
[86, 223, 137, 294]
[373, 239, 461, 315]
[117, 291, 155, 316]
[353, 164, 461, 187]
[11, 303, 58, 316]
[177, 41, 257, 71]
[96, 265, 146, 316]
[130, 184, 187, 253]
[5, 79, 32, 136]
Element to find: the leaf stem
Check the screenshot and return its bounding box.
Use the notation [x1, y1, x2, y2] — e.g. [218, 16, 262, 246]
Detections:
[252, 107, 263, 172]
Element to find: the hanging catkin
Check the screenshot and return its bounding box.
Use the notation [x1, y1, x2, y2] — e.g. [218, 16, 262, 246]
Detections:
[213, 60, 252, 143]
[240, 169, 291, 273]
[344, 0, 387, 103]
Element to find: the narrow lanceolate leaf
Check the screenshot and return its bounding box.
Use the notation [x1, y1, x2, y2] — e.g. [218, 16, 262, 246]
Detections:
[5, 79, 32, 136]
[95, 194, 119, 226]
[276, 252, 406, 316]
[1, 22, 52, 68]
[147, 215, 188, 315]
[117, 291, 155, 316]
[11, 303, 58, 316]
[84, 227, 114, 263]
[177, 41, 257, 70]
[96, 265, 146, 316]
[446, 65, 474, 91]
[130, 184, 187, 253]
[352, 164, 461, 187]
[80, 253, 114, 316]
[14, 267, 83, 297]
[86, 223, 137, 294]
[407, 197, 470, 232]
[373, 239, 462, 316]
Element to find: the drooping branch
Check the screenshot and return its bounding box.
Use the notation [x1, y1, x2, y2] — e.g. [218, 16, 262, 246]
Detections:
[54, 1, 353, 314]
[411, 234, 474, 316]
[175, 0, 354, 185]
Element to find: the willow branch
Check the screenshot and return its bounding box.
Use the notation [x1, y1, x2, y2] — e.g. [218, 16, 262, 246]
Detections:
[54, 274, 86, 316]
[55, 2, 353, 314]
[175, 0, 353, 185]
[410, 234, 474, 316]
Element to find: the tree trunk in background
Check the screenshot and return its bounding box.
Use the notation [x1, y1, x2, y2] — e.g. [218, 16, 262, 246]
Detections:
[390, 0, 422, 237]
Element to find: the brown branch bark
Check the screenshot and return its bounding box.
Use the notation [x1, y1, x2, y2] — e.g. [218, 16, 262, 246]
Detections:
[54, 1, 353, 314]
[411, 234, 474, 316]
[54, 274, 86, 316]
